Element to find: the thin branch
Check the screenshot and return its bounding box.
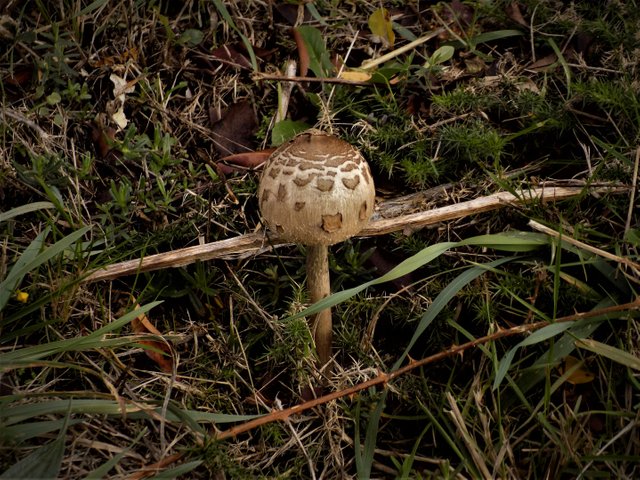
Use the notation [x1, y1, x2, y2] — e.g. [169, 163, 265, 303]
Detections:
[84, 184, 627, 283]
[126, 297, 640, 478]
[254, 72, 372, 86]
[359, 28, 446, 71]
[1, 108, 51, 140]
[215, 297, 640, 440]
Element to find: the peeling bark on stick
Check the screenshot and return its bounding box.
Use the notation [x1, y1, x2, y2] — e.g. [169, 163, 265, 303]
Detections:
[84, 185, 627, 283]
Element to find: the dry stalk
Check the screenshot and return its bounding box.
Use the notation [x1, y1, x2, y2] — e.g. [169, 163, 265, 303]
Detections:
[85, 184, 627, 283]
[254, 73, 372, 86]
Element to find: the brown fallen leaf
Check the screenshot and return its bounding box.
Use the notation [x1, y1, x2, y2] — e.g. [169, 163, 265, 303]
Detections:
[216, 149, 275, 175]
[274, 3, 311, 25]
[437, 0, 474, 41]
[131, 303, 173, 373]
[91, 119, 118, 159]
[292, 28, 310, 77]
[3, 64, 34, 87]
[506, 2, 528, 28]
[558, 355, 595, 385]
[88, 47, 139, 68]
[528, 53, 557, 72]
[210, 101, 258, 157]
[210, 43, 253, 70]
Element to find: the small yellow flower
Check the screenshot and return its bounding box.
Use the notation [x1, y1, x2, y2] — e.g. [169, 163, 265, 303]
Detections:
[15, 290, 29, 303]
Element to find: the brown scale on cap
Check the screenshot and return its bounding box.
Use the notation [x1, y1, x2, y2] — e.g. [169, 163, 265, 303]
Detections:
[258, 129, 376, 245]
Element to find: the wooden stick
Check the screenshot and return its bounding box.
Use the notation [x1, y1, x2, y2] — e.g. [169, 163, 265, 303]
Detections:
[84, 184, 627, 283]
[254, 73, 372, 86]
[359, 28, 446, 71]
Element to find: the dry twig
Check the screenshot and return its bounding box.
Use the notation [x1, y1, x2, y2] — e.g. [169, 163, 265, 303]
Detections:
[85, 184, 627, 282]
[127, 297, 640, 479]
[215, 297, 640, 440]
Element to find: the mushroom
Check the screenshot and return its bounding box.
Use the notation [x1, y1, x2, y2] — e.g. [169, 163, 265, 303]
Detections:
[258, 129, 376, 365]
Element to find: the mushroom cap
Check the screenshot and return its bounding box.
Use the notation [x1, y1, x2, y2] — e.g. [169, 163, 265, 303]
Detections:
[258, 129, 376, 246]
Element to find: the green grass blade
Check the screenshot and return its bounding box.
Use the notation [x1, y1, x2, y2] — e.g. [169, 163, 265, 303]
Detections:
[0, 336, 149, 366]
[0, 436, 65, 479]
[1, 398, 262, 427]
[0, 419, 83, 443]
[493, 322, 575, 390]
[78, 0, 109, 16]
[469, 29, 524, 45]
[393, 256, 517, 370]
[0, 228, 48, 310]
[357, 391, 388, 480]
[287, 232, 547, 322]
[576, 338, 640, 370]
[418, 399, 467, 469]
[548, 38, 572, 92]
[457, 232, 548, 251]
[0, 406, 70, 479]
[286, 241, 456, 321]
[211, 0, 257, 71]
[520, 322, 576, 347]
[358, 256, 518, 478]
[493, 348, 520, 393]
[514, 298, 629, 396]
[148, 460, 203, 479]
[0, 226, 90, 311]
[0, 302, 162, 365]
[0, 202, 54, 223]
[84, 429, 148, 479]
[305, 2, 328, 26]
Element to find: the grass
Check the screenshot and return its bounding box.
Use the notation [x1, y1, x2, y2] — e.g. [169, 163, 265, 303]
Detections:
[1, 0, 639, 478]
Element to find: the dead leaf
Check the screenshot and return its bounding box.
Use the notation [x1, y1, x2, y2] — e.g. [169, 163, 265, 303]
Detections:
[506, 2, 528, 27]
[292, 28, 310, 77]
[558, 355, 594, 385]
[437, 0, 474, 40]
[368, 8, 395, 47]
[574, 32, 595, 57]
[109, 73, 136, 130]
[528, 53, 557, 72]
[131, 305, 173, 373]
[514, 78, 540, 94]
[449, 0, 474, 26]
[3, 64, 34, 87]
[274, 3, 311, 25]
[216, 149, 275, 175]
[90, 120, 117, 159]
[338, 69, 372, 82]
[210, 101, 258, 157]
[210, 43, 253, 70]
[89, 47, 139, 68]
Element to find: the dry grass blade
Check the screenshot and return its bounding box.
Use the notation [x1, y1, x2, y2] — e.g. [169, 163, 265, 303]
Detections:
[446, 392, 492, 480]
[529, 219, 640, 272]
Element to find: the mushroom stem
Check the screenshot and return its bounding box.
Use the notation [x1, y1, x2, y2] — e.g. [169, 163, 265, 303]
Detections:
[306, 244, 332, 365]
